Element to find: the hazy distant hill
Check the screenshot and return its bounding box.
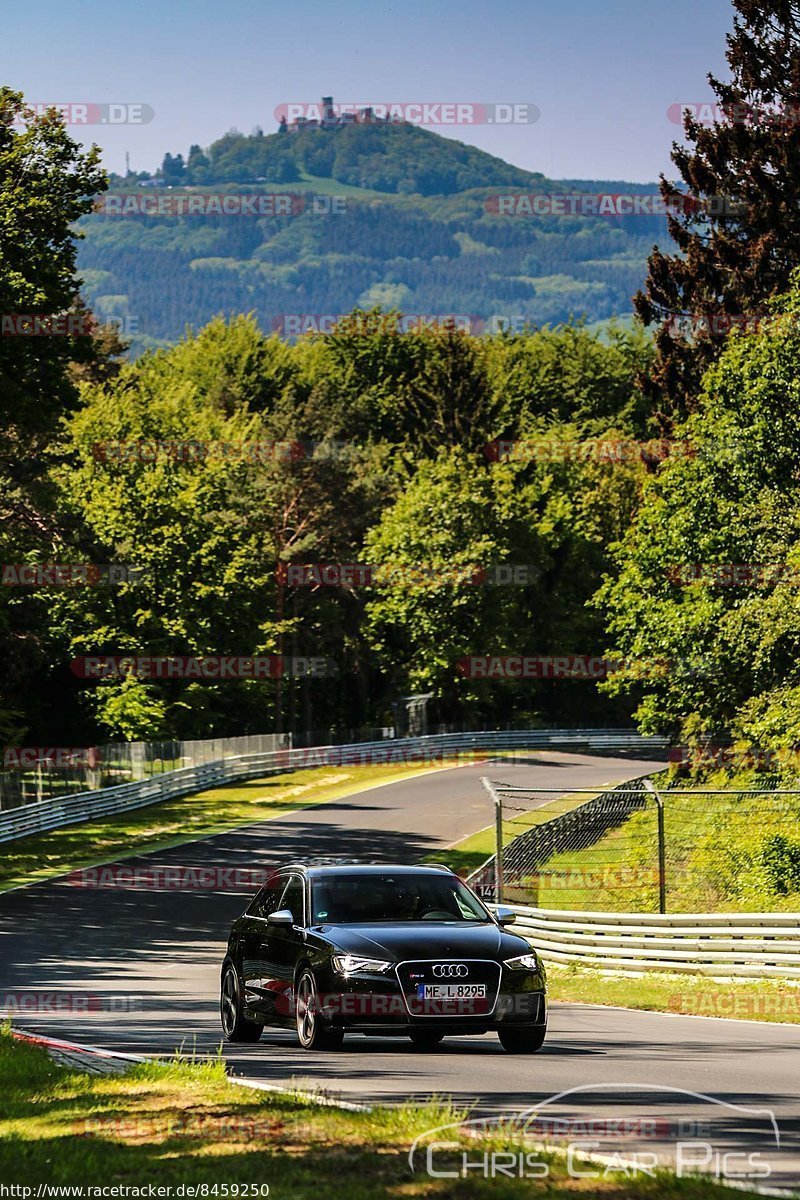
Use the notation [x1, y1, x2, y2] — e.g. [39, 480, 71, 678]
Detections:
[77, 123, 670, 352]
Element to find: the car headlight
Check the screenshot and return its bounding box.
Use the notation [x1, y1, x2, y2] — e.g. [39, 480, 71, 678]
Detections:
[331, 954, 393, 975]
[504, 953, 540, 971]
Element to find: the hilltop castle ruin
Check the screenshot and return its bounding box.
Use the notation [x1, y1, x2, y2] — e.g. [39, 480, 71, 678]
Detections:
[279, 97, 402, 133]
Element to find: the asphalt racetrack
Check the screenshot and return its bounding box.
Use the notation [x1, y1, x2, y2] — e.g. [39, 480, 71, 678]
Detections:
[1, 751, 798, 1190]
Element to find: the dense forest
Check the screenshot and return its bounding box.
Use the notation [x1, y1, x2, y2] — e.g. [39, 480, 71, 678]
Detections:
[77, 123, 670, 354]
[7, 0, 800, 774]
[1, 300, 656, 743]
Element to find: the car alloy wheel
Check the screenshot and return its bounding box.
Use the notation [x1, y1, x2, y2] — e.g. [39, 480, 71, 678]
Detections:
[295, 968, 343, 1050]
[220, 962, 263, 1043]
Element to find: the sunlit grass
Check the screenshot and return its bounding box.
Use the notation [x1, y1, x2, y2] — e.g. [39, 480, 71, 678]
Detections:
[547, 963, 800, 1024]
[0, 1028, 736, 1196]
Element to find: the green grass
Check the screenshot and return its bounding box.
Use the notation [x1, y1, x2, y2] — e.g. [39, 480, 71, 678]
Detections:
[0, 1029, 739, 1196]
[547, 963, 800, 1024]
[518, 780, 800, 913]
[0, 761, 446, 894]
[428, 788, 609, 882]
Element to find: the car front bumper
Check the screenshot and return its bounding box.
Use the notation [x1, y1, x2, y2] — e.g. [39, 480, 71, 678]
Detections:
[314, 958, 547, 1032]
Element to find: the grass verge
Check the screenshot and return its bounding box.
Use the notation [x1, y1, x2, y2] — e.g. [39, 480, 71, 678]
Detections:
[0, 762, 447, 894]
[509, 774, 800, 913]
[547, 962, 800, 1023]
[0, 1028, 738, 1196]
[428, 788, 606, 880]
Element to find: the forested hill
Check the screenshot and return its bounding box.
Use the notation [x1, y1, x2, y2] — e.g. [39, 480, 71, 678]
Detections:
[156, 122, 545, 194]
[77, 122, 671, 353]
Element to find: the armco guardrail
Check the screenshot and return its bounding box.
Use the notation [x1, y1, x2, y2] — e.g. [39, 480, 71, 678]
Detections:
[503, 905, 800, 979]
[0, 728, 668, 844]
[0, 732, 290, 810]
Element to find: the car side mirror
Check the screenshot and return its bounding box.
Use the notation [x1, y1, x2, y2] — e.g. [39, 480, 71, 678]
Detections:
[495, 905, 517, 926]
[267, 908, 295, 926]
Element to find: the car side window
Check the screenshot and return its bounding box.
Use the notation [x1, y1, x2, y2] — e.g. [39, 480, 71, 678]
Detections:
[279, 875, 305, 925]
[249, 872, 287, 919]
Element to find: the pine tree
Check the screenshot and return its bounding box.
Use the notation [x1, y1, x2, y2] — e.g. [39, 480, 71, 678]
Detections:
[636, 0, 800, 426]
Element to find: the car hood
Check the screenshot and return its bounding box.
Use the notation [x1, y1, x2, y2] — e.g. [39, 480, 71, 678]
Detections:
[316, 921, 530, 961]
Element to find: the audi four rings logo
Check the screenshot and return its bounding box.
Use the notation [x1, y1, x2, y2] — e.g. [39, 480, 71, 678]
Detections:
[432, 963, 469, 977]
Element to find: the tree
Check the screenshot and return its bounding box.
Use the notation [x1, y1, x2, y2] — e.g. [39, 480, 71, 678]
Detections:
[599, 275, 800, 751]
[635, 0, 800, 424]
[160, 152, 185, 185]
[364, 442, 645, 726]
[0, 89, 106, 739]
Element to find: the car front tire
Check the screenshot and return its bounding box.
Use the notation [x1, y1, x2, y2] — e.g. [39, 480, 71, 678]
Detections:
[498, 1024, 547, 1053]
[295, 968, 344, 1051]
[220, 961, 263, 1043]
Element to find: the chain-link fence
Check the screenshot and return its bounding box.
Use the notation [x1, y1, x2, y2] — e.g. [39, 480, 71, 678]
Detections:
[0, 732, 289, 811]
[469, 775, 800, 914]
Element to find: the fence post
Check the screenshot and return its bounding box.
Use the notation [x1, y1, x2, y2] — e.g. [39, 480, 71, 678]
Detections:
[644, 778, 666, 914]
[481, 777, 504, 904]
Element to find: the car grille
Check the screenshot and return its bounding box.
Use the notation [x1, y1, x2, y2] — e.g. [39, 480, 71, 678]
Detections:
[395, 959, 502, 1018]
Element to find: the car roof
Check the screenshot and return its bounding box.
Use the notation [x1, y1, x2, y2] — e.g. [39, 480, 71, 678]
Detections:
[285, 862, 455, 878]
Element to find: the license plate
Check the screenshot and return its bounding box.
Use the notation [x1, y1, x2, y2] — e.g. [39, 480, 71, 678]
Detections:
[416, 983, 487, 1000]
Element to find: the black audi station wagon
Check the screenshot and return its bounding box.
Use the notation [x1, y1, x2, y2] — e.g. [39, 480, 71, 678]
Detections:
[220, 862, 547, 1052]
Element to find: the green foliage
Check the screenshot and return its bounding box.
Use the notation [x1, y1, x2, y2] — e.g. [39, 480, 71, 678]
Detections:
[186, 122, 541, 195]
[758, 833, 800, 896]
[0, 89, 109, 741]
[0, 306, 649, 742]
[93, 676, 168, 741]
[598, 277, 800, 750]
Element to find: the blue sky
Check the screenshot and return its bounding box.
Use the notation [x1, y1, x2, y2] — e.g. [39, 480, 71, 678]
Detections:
[2, 0, 733, 181]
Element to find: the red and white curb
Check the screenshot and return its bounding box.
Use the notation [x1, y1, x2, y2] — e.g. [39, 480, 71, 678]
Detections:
[9, 1026, 371, 1110]
[11, 1027, 143, 1074]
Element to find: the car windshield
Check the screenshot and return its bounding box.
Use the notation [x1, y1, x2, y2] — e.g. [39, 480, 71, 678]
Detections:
[310, 873, 490, 924]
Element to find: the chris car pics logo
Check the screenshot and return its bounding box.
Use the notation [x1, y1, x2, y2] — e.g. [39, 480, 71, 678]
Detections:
[408, 1084, 780, 1184]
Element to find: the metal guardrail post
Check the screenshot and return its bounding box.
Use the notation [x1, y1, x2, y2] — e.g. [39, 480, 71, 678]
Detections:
[643, 778, 666, 914]
[481, 777, 504, 903]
